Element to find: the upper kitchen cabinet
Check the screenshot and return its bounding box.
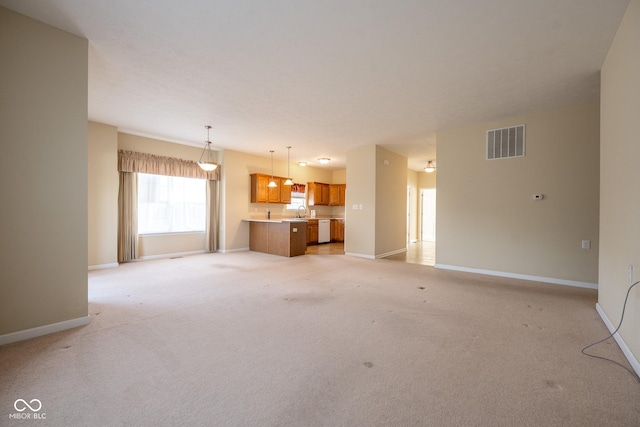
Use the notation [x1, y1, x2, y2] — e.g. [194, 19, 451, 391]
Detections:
[309, 182, 346, 206]
[329, 184, 346, 206]
[307, 182, 329, 206]
[251, 173, 292, 204]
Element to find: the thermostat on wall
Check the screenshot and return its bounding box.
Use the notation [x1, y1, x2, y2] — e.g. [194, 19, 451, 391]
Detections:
[532, 194, 544, 200]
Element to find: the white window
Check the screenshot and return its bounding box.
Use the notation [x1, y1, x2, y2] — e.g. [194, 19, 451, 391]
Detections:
[286, 191, 306, 211]
[138, 173, 206, 234]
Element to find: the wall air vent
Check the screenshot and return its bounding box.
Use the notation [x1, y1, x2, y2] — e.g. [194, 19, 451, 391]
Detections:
[487, 124, 525, 160]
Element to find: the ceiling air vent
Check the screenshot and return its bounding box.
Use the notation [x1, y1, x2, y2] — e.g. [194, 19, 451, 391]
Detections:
[487, 124, 525, 160]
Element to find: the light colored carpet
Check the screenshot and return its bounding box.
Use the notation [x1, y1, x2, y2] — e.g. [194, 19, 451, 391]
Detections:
[1, 252, 639, 426]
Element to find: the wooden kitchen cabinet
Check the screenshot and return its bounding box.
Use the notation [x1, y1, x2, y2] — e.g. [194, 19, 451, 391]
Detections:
[248, 220, 307, 257]
[251, 174, 292, 204]
[307, 219, 319, 245]
[250, 174, 269, 203]
[280, 178, 292, 203]
[329, 184, 346, 206]
[330, 219, 344, 242]
[308, 182, 328, 206]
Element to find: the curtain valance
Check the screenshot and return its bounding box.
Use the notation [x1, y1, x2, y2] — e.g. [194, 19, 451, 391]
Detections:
[291, 183, 306, 193]
[118, 150, 220, 180]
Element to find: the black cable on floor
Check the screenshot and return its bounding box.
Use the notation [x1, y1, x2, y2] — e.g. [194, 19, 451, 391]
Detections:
[581, 280, 640, 382]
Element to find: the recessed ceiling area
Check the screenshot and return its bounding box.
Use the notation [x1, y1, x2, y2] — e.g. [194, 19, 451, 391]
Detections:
[0, 0, 629, 170]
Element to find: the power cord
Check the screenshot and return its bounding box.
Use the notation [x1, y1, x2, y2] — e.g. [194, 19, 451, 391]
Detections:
[581, 280, 640, 382]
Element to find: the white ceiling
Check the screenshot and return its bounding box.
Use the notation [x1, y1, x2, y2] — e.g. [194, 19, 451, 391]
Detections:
[0, 0, 629, 170]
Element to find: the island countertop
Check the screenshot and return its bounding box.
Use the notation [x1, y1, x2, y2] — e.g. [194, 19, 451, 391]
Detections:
[242, 218, 308, 223]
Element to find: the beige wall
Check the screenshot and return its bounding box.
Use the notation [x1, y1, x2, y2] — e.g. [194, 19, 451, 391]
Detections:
[437, 102, 600, 285]
[419, 170, 437, 189]
[0, 8, 88, 335]
[599, 0, 640, 366]
[375, 146, 408, 255]
[345, 145, 407, 257]
[88, 122, 118, 268]
[345, 145, 377, 257]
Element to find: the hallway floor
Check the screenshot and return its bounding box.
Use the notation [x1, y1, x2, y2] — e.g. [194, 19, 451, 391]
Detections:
[306, 241, 435, 266]
[384, 241, 435, 266]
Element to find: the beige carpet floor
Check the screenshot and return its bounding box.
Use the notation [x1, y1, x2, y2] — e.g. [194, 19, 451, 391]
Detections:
[1, 252, 639, 426]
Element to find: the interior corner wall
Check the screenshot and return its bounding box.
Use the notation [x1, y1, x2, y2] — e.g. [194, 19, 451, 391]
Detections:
[345, 145, 377, 257]
[0, 8, 88, 336]
[418, 170, 437, 189]
[375, 146, 408, 256]
[599, 0, 640, 366]
[436, 102, 600, 285]
[88, 122, 118, 268]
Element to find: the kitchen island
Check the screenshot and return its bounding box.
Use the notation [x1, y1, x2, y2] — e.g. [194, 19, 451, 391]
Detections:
[242, 218, 308, 257]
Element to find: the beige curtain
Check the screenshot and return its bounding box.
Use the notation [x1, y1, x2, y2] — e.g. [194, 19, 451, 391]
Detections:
[117, 150, 222, 256]
[118, 150, 220, 180]
[118, 172, 138, 262]
[206, 180, 220, 252]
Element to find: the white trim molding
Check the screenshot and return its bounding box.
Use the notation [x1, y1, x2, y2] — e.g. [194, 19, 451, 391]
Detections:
[88, 262, 119, 271]
[595, 303, 640, 377]
[138, 250, 206, 261]
[220, 247, 250, 254]
[376, 248, 407, 259]
[0, 316, 91, 346]
[434, 264, 598, 289]
[345, 252, 376, 260]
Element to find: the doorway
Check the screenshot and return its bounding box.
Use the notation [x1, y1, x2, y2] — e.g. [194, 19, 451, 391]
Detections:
[421, 188, 436, 242]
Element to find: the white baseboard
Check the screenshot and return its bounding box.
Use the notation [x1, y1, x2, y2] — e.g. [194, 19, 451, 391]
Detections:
[139, 250, 206, 261]
[434, 264, 598, 289]
[595, 303, 640, 377]
[220, 247, 250, 253]
[345, 252, 375, 260]
[0, 316, 91, 346]
[376, 248, 407, 259]
[88, 262, 119, 271]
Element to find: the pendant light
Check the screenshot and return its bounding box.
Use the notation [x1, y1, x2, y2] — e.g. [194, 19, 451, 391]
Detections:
[424, 160, 436, 173]
[268, 150, 278, 187]
[197, 125, 218, 171]
[284, 146, 293, 185]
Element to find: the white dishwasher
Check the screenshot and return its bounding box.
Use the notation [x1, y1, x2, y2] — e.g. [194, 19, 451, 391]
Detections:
[318, 220, 331, 243]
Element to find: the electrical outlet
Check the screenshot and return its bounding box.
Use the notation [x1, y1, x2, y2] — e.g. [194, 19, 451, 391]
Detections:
[581, 240, 590, 249]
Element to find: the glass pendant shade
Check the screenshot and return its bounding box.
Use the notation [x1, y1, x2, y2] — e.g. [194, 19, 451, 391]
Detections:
[424, 160, 436, 173]
[198, 125, 218, 171]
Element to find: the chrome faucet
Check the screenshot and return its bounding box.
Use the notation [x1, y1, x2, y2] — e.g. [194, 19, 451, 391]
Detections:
[297, 205, 307, 218]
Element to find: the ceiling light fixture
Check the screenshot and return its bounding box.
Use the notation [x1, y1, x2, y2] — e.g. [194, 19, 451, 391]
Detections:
[284, 146, 293, 185]
[424, 160, 436, 173]
[298, 161, 307, 167]
[197, 125, 218, 171]
[317, 158, 330, 165]
[268, 150, 278, 188]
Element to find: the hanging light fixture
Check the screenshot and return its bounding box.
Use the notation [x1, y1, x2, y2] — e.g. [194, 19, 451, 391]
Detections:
[424, 160, 436, 173]
[197, 125, 218, 171]
[284, 146, 293, 185]
[268, 150, 278, 187]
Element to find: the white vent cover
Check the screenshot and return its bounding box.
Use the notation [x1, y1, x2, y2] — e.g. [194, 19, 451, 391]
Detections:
[487, 124, 525, 160]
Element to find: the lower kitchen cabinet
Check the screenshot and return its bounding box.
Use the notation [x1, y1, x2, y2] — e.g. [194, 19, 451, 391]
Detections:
[330, 219, 344, 242]
[307, 219, 318, 245]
